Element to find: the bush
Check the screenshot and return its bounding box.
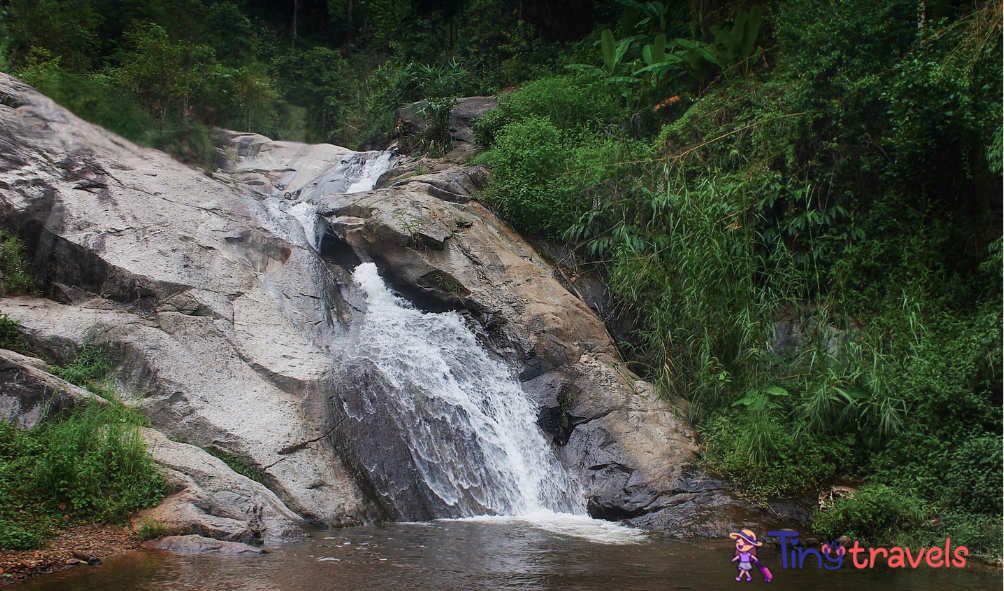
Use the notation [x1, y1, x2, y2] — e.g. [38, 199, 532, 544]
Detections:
[136, 517, 173, 541]
[32, 405, 162, 520]
[812, 484, 928, 543]
[945, 434, 1003, 515]
[480, 116, 576, 236]
[701, 409, 856, 502]
[0, 312, 26, 353]
[0, 404, 164, 549]
[0, 230, 37, 296]
[50, 338, 114, 396]
[473, 74, 623, 147]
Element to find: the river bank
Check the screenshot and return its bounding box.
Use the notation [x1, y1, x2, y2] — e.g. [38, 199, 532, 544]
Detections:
[0, 523, 141, 586]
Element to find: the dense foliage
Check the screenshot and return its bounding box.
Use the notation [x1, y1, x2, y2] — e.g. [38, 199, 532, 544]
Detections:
[476, 0, 1002, 561]
[0, 0, 1000, 562]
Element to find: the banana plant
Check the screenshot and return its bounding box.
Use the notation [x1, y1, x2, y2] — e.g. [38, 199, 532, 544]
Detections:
[614, 0, 669, 32]
[706, 5, 763, 74]
[633, 33, 684, 81]
[566, 7, 645, 80]
[669, 38, 709, 88]
[732, 385, 790, 411]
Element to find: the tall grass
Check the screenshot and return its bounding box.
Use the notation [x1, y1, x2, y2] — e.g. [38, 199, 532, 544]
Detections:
[51, 338, 115, 397]
[0, 404, 164, 549]
[586, 171, 797, 418]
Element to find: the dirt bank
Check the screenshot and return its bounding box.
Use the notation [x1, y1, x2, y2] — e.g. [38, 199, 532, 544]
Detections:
[0, 524, 142, 586]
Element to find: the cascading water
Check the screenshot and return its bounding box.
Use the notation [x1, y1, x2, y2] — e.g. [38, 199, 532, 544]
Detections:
[349, 262, 584, 517]
[276, 149, 399, 251]
[299, 150, 399, 198]
[265, 148, 644, 542]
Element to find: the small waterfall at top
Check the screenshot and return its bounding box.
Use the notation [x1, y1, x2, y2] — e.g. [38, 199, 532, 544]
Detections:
[299, 150, 399, 197]
[350, 263, 585, 517]
[277, 149, 398, 252]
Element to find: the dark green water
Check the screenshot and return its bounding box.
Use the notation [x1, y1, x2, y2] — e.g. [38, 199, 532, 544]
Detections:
[14, 519, 1000, 591]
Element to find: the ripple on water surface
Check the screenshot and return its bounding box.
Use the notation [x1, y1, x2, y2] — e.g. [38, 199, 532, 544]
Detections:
[15, 520, 999, 591]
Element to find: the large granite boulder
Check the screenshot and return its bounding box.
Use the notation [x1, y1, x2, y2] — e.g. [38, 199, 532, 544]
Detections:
[137, 429, 306, 545]
[0, 72, 373, 527]
[0, 347, 96, 428]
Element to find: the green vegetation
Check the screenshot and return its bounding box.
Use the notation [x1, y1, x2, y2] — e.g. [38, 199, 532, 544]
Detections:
[202, 446, 264, 484]
[0, 230, 37, 296]
[136, 517, 174, 541]
[0, 336, 163, 550]
[1, 0, 1000, 563]
[0, 403, 164, 549]
[50, 337, 117, 399]
[0, 0, 606, 151]
[0, 312, 27, 353]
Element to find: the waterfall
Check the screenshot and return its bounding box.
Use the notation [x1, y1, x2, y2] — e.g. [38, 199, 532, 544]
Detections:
[278, 150, 399, 251]
[298, 150, 399, 199]
[349, 263, 584, 517]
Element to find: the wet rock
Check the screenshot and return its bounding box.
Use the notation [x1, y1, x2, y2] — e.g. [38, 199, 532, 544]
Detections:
[145, 535, 265, 554]
[537, 405, 574, 446]
[767, 498, 815, 527]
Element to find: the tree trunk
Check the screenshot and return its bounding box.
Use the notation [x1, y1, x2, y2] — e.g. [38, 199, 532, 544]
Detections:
[347, 0, 354, 43]
[292, 0, 299, 49]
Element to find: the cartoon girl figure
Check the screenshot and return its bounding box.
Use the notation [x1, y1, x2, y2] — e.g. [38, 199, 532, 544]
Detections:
[729, 529, 771, 582]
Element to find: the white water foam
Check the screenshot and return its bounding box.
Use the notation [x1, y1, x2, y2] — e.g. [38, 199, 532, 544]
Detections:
[299, 150, 398, 199]
[446, 510, 649, 546]
[351, 262, 583, 516]
[351, 263, 646, 545]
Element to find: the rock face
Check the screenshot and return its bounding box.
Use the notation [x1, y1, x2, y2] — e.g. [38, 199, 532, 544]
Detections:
[0, 347, 96, 429]
[0, 73, 373, 528]
[0, 73, 758, 535]
[137, 429, 306, 545]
